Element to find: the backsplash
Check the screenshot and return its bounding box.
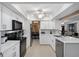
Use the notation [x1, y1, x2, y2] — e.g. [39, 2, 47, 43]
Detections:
[40, 29, 61, 35]
[1, 30, 24, 37]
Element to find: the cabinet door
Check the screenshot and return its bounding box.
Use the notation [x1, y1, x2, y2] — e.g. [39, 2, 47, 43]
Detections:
[40, 35, 46, 44]
[40, 34, 47, 44]
[49, 35, 55, 50]
[46, 34, 51, 44]
[52, 36, 56, 50]
[2, 7, 12, 30]
[3, 49, 16, 57]
[3, 43, 20, 57]
[40, 21, 53, 29]
[1, 5, 15, 30]
[15, 43, 20, 57]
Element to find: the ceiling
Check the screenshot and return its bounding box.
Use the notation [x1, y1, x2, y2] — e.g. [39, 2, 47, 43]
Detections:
[53, 3, 79, 20]
[11, 3, 73, 20]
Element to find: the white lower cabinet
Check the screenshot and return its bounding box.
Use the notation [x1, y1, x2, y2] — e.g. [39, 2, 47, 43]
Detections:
[40, 34, 50, 44]
[40, 33, 56, 51]
[3, 50, 16, 57]
[3, 42, 20, 57]
[49, 35, 55, 51]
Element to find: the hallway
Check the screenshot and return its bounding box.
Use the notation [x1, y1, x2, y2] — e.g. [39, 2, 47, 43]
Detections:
[25, 39, 56, 57]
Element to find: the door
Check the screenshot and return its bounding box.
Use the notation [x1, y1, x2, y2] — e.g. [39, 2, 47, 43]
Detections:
[32, 21, 40, 33]
[31, 20, 40, 39]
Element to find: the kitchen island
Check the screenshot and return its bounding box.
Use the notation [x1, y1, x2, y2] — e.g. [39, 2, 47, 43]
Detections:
[55, 36, 79, 57]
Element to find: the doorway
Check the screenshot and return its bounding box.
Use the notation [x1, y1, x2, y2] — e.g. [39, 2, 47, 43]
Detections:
[30, 20, 40, 46]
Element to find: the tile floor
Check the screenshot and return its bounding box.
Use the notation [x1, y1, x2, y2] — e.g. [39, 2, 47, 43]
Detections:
[25, 39, 56, 57]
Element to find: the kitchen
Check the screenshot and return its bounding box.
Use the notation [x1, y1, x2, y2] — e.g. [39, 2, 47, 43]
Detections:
[0, 2, 79, 57]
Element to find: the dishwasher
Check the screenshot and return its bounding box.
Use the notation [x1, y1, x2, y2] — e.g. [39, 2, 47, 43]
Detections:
[56, 39, 64, 57]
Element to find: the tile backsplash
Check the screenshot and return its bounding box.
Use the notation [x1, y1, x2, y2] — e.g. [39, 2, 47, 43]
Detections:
[40, 29, 61, 35]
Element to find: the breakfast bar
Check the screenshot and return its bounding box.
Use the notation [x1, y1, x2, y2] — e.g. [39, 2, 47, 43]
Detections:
[55, 36, 79, 57]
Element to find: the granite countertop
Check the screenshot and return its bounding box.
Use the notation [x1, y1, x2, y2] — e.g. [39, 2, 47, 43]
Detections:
[55, 36, 79, 43]
[0, 40, 20, 53]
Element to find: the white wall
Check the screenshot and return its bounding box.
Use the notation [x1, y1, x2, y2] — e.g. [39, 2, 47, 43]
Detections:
[23, 20, 31, 48]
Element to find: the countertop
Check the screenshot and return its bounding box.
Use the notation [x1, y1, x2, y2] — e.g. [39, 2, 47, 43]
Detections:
[55, 36, 79, 43]
[0, 40, 20, 53]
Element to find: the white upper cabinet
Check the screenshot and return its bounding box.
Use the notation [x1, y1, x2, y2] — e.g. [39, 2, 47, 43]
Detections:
[0, 4, 24, 30]
[1, 5, 16, 30]
[40, 21, 55, 29]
